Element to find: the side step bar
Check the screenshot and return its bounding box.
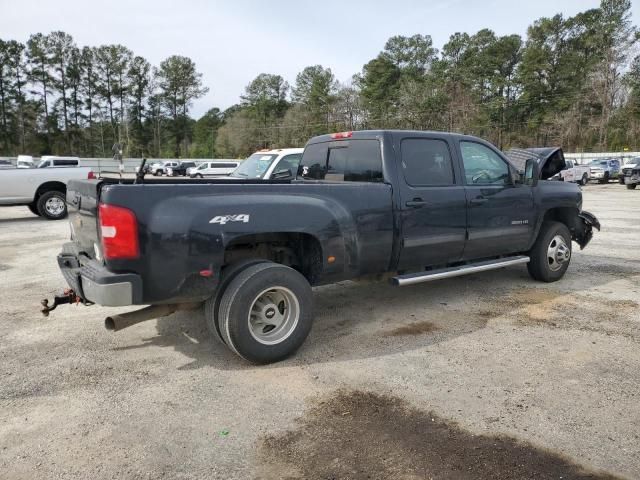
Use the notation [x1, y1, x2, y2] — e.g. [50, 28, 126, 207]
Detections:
[391, 255, 530, 287]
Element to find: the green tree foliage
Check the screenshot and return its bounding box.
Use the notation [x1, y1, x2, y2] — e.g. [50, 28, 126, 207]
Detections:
[1, 0, 639, 158]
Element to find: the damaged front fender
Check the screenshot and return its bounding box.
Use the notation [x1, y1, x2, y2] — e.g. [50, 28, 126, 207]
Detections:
[573, 210, 600, 250]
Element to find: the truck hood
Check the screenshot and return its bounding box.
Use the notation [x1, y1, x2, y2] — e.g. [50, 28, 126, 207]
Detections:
[505, 147, 567, 180]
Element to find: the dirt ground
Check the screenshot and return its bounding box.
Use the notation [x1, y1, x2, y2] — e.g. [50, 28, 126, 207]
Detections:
[0, 183, 638, 479]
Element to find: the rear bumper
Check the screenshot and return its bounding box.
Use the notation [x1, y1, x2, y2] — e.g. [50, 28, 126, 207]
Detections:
[57, 243, 142, 306]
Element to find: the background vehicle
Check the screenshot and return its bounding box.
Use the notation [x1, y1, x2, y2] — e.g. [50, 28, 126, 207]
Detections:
[621, 158, 640, 189]
[589, 158, 620, 183]
[167, 161, 197, 176]
[228, 148, 303, 180]
[189, 161, 240, 178]
[0, 166, 95, 219]
[17, 155, 34, 168]
[559, 159, 591, 185]
[38, 156, 80, 168]
[148, 161, 178, 176]
[52, 131, 598, 364]
[0, 160, 13, 169]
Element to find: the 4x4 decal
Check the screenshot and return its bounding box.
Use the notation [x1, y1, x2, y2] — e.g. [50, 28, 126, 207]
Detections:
[209, 214, 250, 225]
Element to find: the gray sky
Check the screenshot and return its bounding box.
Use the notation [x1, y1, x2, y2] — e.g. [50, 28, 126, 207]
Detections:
[1, 0, 638, 117]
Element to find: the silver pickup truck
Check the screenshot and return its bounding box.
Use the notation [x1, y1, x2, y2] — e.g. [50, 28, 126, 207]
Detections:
[0, 167, 95, 219]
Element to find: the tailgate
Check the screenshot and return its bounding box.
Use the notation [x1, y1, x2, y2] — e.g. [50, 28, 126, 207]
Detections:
[67, 179, 102, 259]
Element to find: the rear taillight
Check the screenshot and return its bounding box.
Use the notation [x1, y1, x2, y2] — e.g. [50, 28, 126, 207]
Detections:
[88, 171, 96, 179]
[98, 203, 139, 260]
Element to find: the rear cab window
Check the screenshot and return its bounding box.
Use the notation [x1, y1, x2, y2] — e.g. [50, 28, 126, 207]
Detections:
[299, 139, 383, 183]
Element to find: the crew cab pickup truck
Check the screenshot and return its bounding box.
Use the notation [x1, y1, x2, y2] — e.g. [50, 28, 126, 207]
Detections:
[0, 166, 95, 219]
[47, 130, 599, 364]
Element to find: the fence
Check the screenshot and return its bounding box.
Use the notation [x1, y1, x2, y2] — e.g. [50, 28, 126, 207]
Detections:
[0, 157, 238, 173]
[565, 152, 640, 165]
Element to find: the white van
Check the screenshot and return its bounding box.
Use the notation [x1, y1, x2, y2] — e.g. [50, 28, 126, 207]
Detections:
[38, 156, 80, 168]
[189, 161, 240, 178]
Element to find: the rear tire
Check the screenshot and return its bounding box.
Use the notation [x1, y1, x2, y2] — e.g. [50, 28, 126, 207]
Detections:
[204, 259, 269, 344]
[36, 190, 67, 220]
[627, 184, 637, 190]
[218, 262, 313, 364]
[527, 221, 572, 282]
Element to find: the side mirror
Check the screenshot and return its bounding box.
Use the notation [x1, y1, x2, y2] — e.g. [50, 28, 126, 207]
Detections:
[524, 158, 539, 187]
[272, 168, 293, 179]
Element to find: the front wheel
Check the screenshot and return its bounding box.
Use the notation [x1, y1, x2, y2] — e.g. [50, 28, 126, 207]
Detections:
[578, 174, 588, 186]
[37, 190, 67, 220]
[217, 262, 313, 364]
[627, 184, 637, 190]
[527, 221, 572, 282]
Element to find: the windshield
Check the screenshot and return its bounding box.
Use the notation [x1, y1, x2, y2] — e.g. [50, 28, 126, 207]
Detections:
[589, 160, 608, 166]
[37, 160, 50, 168]
[197, 163, 207, 170]
[230, 154, 278, 178]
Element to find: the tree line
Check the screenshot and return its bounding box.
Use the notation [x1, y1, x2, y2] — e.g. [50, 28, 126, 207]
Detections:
[1, 0, 638, 159]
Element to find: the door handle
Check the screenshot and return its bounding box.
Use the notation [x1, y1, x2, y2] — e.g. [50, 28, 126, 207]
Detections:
[405, 198, 429, 207]
[470, 197, 488, 205]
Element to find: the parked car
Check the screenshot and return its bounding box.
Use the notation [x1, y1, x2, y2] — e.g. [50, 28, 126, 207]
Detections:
[147, 161, 179, 176]
[166, 161, 197, 177]
[189, 161, 240, 178]
[558, 159, 592, 185]
[589, 158, 620, 183]
[17, 155, 35, 168]
[48, 130, 599, 364]
[38, 156, 80, 168]
[0, 159, 13, 169]
[0, 166, 95, 219]
[228, 148, 304, 180]
[621, 158, 640, 190]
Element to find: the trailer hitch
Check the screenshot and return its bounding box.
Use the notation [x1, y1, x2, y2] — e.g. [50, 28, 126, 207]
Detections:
[40, 289, 83, 316]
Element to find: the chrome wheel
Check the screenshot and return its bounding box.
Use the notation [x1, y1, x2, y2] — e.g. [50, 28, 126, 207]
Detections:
[547, 234, 570, 272]
[45, 196, 65, 216]
[248, 286, 300, 345]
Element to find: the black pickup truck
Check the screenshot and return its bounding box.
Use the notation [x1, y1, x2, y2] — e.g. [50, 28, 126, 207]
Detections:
[47, 130, 599, 363]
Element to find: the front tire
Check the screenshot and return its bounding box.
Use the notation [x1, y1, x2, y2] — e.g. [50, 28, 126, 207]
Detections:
[527, 221, 572, 282]
[217, 262, 313, 364]
[627, 184, 637, 190]
[36, 190, 67, 220]
[578, 174, 588, 186]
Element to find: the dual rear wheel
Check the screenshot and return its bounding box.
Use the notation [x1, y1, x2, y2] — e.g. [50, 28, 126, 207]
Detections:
[204, 261, 313, 364]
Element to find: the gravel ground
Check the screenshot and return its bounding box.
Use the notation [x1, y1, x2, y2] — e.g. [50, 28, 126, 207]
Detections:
[0, 183, 638, 479]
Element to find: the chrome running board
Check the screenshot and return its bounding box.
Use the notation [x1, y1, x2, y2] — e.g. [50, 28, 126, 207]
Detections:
[391, 255, 530, 286]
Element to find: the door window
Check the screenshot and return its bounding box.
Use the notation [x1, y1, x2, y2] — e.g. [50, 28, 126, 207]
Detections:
[460, 142, 510, 185]
[401, 138, 455, 186]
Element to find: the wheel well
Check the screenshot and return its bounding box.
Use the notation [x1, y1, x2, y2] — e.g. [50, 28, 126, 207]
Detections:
[224, 232, 323, 284]
[542, 207, 579, 232]
[34, 182, 66, 202]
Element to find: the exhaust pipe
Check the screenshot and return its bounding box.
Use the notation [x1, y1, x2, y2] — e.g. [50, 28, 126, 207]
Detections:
[105, 302, 201, 332]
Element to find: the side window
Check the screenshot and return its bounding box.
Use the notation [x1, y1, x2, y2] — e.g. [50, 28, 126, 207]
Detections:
[275, 154, 301, 175]
[460, 142, 510, 185]
[400, 138, 454, 186]
[327, 147, 347, 181]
